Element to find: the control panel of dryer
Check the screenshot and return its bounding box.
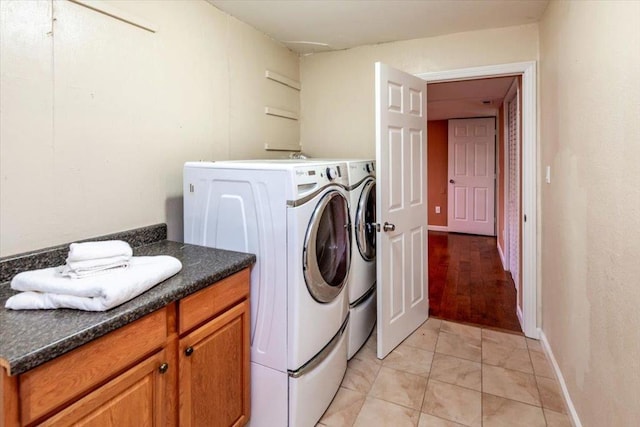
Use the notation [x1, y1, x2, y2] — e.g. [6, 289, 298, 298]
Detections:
[349, 161, 375, 177]
[293, 162, 349, 197]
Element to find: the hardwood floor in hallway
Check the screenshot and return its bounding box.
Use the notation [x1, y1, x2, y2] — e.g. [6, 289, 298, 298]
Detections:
[428, 231, 522, 333]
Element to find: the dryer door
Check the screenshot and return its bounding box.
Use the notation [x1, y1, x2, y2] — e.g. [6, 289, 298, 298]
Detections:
[355, 179, 376, 261]
[303, 190, 351, 303]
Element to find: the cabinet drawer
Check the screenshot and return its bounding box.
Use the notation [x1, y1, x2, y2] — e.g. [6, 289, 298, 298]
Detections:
[178, 268, 249, 335]
[19, 308, 168, 425]
[38, 349, 168, 427]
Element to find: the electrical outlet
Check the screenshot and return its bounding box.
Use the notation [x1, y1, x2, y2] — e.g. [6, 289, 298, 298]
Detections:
[435, 206, 441, 214]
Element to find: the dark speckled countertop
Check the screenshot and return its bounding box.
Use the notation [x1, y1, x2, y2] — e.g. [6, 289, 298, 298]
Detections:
[0, 240, 255, 376]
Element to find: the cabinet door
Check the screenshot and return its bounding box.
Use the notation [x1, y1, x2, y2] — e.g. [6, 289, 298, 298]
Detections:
[179, 300, 250, 427]
[40, 349, 169, 426]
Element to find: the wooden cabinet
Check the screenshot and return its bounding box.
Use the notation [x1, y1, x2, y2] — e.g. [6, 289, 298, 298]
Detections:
[179, 300, 250, 427]
[178, 269, 251, 427]
[0, 268, 250, 427]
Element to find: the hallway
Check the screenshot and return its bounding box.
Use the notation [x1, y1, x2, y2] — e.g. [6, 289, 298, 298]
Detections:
[428, 231, 521, 333]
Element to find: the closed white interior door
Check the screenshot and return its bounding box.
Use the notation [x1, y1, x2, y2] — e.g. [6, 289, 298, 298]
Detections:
[447, 118, 496, 236]
[375, 62, 429, 359]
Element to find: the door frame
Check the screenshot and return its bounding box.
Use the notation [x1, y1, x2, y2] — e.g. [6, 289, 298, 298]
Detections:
[417, 61, 538, 338]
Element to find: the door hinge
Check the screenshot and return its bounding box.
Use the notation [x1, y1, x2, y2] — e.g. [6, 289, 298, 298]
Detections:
[524, 214, 527, 222]
[189, 183, 194, 193]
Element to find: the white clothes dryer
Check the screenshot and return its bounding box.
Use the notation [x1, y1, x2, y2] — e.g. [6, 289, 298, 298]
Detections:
[184, 160, 351, 427]
[342, 160, 377, 359]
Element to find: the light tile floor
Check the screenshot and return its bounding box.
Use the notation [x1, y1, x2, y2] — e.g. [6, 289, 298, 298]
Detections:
[318, 318, 572, 427]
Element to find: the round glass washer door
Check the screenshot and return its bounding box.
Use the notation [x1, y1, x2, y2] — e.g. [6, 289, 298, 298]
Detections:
[303, 190, 351, 303]
[355, 179, 376, 261]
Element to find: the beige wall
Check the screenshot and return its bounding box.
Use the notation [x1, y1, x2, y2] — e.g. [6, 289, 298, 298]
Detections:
[0, 0, 299, 256]
[539, 1, 640, 426]
[299, 24, 538, 158]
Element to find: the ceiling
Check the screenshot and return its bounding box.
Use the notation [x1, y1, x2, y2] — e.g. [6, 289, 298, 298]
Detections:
[208, 0, 548, 54]
[208, 1, 528, 120]
[427, 76, 516, 120]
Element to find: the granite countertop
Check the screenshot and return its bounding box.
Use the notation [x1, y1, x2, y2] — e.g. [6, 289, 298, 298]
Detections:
[0, 240, 255, 376]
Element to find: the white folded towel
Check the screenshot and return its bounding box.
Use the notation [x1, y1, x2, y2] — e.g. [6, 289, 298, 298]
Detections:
[61, 255, 131, 279]
[66, 240, 133, 262]
[5, 256, 182, 311]
[61, 240, 133, 279]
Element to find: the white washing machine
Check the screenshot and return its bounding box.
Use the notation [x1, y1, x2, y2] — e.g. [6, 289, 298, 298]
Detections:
[184, 160, 351, 427]
[342, 160, 377, 358]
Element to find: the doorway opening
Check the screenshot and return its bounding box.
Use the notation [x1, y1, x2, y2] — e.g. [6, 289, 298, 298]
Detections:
[426, 78, 520, 332]
[418, 62, 538, 338]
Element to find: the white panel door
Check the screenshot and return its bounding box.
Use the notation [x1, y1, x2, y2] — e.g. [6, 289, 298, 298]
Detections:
[447, 118, 496, 236]
[375, 62, 428, 359]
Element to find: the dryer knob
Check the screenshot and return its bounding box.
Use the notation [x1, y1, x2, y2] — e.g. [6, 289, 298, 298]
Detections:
[326, 167, 337, 180]
[366, 164, 372, 173]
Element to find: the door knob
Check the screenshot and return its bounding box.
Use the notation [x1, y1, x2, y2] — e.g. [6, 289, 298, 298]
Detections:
[449, 179, 455, 184]
[383, 222, 395, 232]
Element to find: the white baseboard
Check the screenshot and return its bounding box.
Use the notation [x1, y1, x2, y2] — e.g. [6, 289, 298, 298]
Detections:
[428, 225, 448, 232]
[539, 330, 583, 427]
[516, 305, 524, 332]
[497, 241, 507, 270]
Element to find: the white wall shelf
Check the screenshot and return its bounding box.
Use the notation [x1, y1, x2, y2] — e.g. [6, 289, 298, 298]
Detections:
[264, 107, 298, 121]
[264, 143, 301, 152]
[265, 70, 301, 91]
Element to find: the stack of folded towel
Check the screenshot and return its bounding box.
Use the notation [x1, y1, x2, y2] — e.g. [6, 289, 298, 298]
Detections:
[61, 240, 133, 279]
[5, 240, 182, 312]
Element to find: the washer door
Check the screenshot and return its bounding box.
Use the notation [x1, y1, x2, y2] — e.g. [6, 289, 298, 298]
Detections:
[303, 191, 351, 303]
[355, 179, 376, 261]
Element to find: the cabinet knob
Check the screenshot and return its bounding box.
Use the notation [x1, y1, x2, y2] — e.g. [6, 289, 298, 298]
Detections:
[185, 346, 194, 356]
[158, 363, 169, 374]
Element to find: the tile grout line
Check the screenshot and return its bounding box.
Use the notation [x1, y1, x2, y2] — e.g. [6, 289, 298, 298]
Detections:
[423, 321, 440, 423]
[414, 319, 437, 425]
[424, 321, 484, 427]
[526, 338, 549, 426]
[483, 390, 552, 410]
